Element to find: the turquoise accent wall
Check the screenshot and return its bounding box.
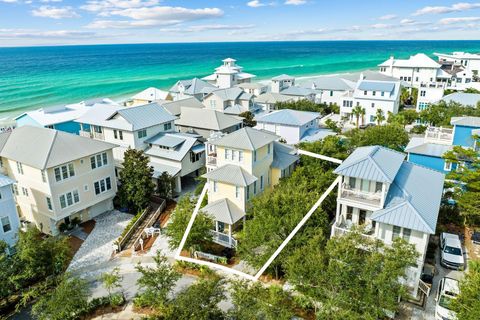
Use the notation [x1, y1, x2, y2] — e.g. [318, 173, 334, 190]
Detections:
[408, 153, 455, 174]
[452, 125, 478, 148]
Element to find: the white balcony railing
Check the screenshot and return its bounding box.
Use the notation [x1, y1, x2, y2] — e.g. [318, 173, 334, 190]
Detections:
[79, 130, 92, 138]
[207, 156, 217, 166]
[424, 127, 453, 145]
[210, 230, 237, 248]
[331, 223, 375, 240]
[92, 131, 105, 140]
[340, 183, 382, 206]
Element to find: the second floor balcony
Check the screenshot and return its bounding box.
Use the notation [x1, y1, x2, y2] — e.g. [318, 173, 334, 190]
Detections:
[424, 127, 453, 145]
[340, 182, 383, 207]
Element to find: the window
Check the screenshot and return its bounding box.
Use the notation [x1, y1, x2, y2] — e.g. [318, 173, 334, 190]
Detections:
[444, 161, 452, 171]
[372, 91, 376, 96]
[164, 122, 172, 131]
[420, 90, 426, 97]
[381, 91, 385, 97]
[190, 152, 201, 163]
[22, 187, 28, 197]
[246, 185, 250, 200]
[94, 177, 112, 195]
[348, 177, 356, 188]
[59, 190, 80, 209]
[375, 182, 383, 192]
[235, 186, 240, 198]
[370, 115, 375, 123]
[225, 149, 232, 160]
[41, 170, 47, 183]
[267, 143, 271, 154]
[239, 151, 244, 162]
[213, 181, 217, 192]
[46, 197, 53, 211]
[16, 162, 23, 174]
[415, 77, 419, 82]
[91, 152, 108, 169]
[1, 216, 11, 233]
[0, 158, 3, 167]
[54, 163, 75, 182]
[346, 206, 353, 220]
[253, 181, 257, 194]
[402, 228, 411, 242]
[253, 150, 257, 162]
[210, 100, 216, 108]
[114, 130, 123, 140]
[330, 90, 333, 97]
[260, 176, 264, 190]
[12, 184, 18, 196]
[392, 226, 401, 240]
[138, 129, 147, 139]
[371, 103, 375, 108]
[364, 90, 367, 96]
[232, 150, 236, 161]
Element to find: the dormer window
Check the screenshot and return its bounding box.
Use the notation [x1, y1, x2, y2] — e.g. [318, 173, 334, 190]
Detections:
[364, 91, 367, 96]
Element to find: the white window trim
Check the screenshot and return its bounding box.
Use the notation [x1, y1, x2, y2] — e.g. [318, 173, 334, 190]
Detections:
[59, 189, 80, 209]
[1, 216, 12, 234]
[444, 161, 452, 171]
[54, 163, 75, 182]
[94, 177, 112, 195]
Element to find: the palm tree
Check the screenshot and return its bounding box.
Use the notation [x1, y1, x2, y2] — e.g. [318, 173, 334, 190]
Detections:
[359, 107, 366, 126]
[374, 109, 385, 125]
[352, 106, 363, 128]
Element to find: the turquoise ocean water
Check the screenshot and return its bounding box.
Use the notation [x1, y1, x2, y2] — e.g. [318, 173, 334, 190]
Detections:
[1, 40, 480, 118]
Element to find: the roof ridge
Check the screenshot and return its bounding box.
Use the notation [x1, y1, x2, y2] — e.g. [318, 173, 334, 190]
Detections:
[404, 199, 434, 233]
[43, 129, 58, 170]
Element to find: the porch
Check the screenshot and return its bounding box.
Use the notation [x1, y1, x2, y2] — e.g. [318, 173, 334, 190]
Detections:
[339, 182, 383, 207]
[424, 126, 453, 145]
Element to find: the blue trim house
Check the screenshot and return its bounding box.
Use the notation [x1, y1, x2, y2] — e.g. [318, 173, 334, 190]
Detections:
[15, 98, 118, 135]
[405, 116, 480, 174]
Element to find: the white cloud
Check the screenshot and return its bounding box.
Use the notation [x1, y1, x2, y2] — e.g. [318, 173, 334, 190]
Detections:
[0, 0, 20, 3]
[39, 0, 63, 3]
[247, 0, 266, 7]
[0, 30, 96, 39]
[439, 16, 480, 24]
[413, 2, 480, 16]
[81, 0, 160, 13]
[160, 24, 255, 33]
[378, 14, 397, 20]
[31, 6, 79, 19]
[400, 18, 416, 25]
[285, 0, 306, 5]
[370, 23, 389, 29]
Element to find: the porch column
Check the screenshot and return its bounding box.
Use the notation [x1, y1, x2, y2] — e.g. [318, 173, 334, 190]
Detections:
[215, 220, 219, 232]
[335, 203, 341, 223]
[175, 175, 182, 193]
[228, 224, 232, 246]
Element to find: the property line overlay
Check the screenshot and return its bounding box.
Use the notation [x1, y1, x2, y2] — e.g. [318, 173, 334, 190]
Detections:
[174, 150, 343, 281]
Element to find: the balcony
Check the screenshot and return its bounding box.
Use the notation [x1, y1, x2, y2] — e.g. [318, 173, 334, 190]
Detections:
[207, 156, 217, 166]
[424, 127, 453, 145]
[210, 230, 237, 248]
[331, 220, 375, 240]
[79, 130, 92, 138]
[80, 130, 104, 140]
[340, 183, 382, 207]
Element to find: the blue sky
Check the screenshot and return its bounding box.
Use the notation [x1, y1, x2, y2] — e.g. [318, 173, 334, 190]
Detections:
[1, 0, 480, 46]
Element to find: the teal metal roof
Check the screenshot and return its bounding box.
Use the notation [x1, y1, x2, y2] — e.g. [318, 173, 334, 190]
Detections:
[371, 161, 444, 234]
[333, 146, 405, 183]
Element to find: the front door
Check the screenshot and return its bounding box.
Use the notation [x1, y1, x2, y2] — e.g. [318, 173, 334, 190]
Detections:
[359, 210, 366, 225]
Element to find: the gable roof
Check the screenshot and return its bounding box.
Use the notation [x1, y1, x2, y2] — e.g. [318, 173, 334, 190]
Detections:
[371, 162, 444, 234]
[272, 141, 299, 169]
[357, 81, 395, 93]
[202, 198, 245, 225]
[144, 132, 201, 161]
[183, 78, 216, 95]
[203, 164, 257, 187]
[280, 86, 315, 97]
[304, 76, 356, 91]
[160, 97, 204, 116]
[176, 107, 242, 131]
[405, 137, 453, 158]
[210, 127, 279, 151]
[132, 87, 171, 101]
[333, 145, 405, 183]
[0, 126, 115, 170]
[378, 53, 440, 69]
[272, 74, 295, 81]
[206, 87, 253, 101]
[255, 92, 294, 104]
[450, 116, 480, 127]
[256, 109, 319, 126]
[109, 103, 177, 131]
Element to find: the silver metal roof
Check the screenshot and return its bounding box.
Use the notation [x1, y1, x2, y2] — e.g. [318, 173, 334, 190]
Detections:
[405, 137, 453, 158]
[450, 116, 480, 127]
[0, 126, 116, 170]
[272, 74, 295, 81]
[357, 81, 395, 93]
[176, 107, 242, 131]
[145, 132, 202, 161]
[202, 198, 245, 225]
[255, 92, 293, 104]
[111, 103, 178, 131]
[210, 127, 279, 151]
[0, 174, 15, 187]
[271, 142, 299, 169]
[161, 97, 204, 116]
[256, 109, 319, 126]
[150, 162, 181, 178]
[371, 161, 444, 234]
[280, 86, 315, 97]
[334, 145, 405, 183]
[203, 164, 257, 187]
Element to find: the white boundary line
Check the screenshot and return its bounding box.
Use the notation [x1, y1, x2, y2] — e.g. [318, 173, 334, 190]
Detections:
[174, 150, 342, 281]
[253, 176, 341, 279]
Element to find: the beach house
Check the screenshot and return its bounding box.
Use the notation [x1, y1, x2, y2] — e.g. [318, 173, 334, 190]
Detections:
[302, 76, 356, 106]
[169, 78, 216, 101]
[145, 132, 205, 193]
[255, 109, 333, 144]
[15, 98, 118, 135]
[0, 175, 20, 254]
[128, 87, 172, 106]
[331, 145, 444, 296]
[202, 87, 256, 115]
[160, 97, 205, 117]
[0, 126, 117, 236]
[340, 79, 401, 125]
[175, 107, 243, 140]
[235, 82, 267, 97]
[76, 102, 177, 167]
[416, 84, 445, 113]
[439, 92, 480, 108]
[406, 116, 480, 174]
[202, 58, 256, 89]
[435, 52, 480, 75]
[202, 127, 298, 247]
[255, 92, 294, 112]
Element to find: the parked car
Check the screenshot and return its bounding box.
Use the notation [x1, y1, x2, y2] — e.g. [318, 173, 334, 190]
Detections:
[440, 233, 464, 270]
[359, 123, 375, 129]
[435, 277, 459, 320]
[420, 263, 435, 285]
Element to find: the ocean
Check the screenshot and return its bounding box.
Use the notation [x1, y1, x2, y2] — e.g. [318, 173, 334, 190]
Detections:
[2, 40, 480, 118]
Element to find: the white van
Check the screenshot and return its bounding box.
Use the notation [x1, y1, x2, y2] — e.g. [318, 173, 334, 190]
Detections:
[435, 277, 459, 320]
[440, 233, 464, 270]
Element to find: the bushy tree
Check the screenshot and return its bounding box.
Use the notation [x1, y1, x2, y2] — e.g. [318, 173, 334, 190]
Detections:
[419, 101, 480, 126]
[275, 100, 336, 115]
[166, 195, 213, 253]
[238, 111, 257, 127]
[117, 148, 155, 212]
[451, 261, 480, 320]
[134, 250, 181, 309]
[162, 277, 226, 320]
[0, 241, 17, 300]
[285, 229, 417, 319]
[157, 172, 175, 199]
[324, 118, 342, 134]
[100, 267, 123, 303]
[228, 280, 295, 320]
[31, 275, 89, 320]
[345, 124, 409, 151]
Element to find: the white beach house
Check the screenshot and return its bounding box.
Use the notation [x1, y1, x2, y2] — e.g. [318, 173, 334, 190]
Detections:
[0, 174, 20, 254]
[331, 145, 444, 297]
[0, 126, 117, 236]
[129, 87, 173, 106]
[169, 78, 216, 101]
[202, 58, 256, 89]
[202, 87, 256, 115]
